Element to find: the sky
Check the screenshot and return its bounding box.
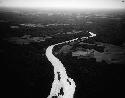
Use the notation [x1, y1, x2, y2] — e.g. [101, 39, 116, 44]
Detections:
[0, 0, 125, 9]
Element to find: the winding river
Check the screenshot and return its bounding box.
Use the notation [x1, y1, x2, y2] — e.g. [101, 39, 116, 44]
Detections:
[45, 32, 96, 98]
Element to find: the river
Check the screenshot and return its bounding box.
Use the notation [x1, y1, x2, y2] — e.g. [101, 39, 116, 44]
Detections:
[45, 32, 96, 98]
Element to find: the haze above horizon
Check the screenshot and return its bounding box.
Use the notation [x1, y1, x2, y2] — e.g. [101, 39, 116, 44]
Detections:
[0, 0, 125, 9]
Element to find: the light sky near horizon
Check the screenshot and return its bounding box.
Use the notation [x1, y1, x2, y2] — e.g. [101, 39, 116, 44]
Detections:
[0, 0, 125, 9]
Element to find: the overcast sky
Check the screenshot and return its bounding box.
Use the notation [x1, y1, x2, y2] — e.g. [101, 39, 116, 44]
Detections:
[0, 0, 125, 9]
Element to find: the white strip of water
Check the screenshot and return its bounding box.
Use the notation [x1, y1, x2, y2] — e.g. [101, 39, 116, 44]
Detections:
[45, 32, 96, 98]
